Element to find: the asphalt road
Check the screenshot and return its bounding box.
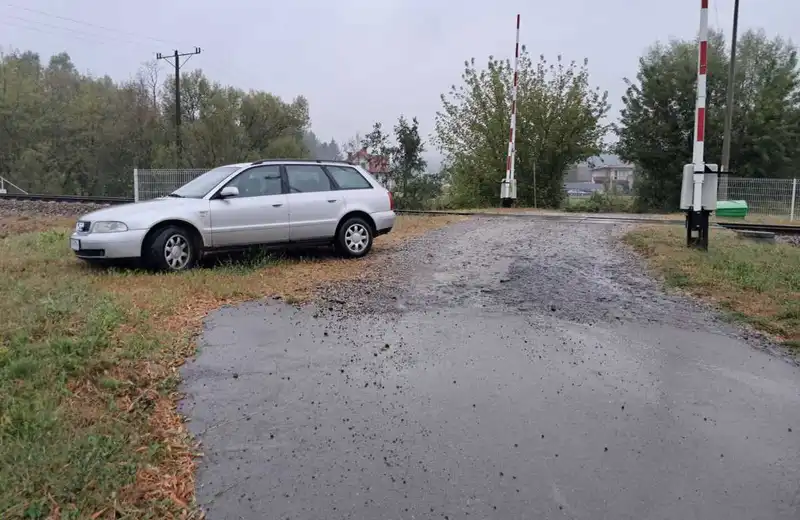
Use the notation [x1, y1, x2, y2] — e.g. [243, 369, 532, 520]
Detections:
[180, 218, 800, 519]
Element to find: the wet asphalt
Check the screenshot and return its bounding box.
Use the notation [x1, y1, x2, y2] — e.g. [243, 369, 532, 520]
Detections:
[180, 218, 800, 519]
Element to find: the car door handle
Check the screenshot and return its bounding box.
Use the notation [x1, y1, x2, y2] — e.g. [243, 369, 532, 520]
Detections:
[272, 203, 283, 207]
[327, 199, 338, 203]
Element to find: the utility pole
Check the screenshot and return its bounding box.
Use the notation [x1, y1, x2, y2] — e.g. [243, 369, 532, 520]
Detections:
[720, 0, 740, 173]
[156, 47, 201, 168]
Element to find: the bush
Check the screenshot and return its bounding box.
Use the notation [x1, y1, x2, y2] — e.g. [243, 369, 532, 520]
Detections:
[564, 192, 634, 213]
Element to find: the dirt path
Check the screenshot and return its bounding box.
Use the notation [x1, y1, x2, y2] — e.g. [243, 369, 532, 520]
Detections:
[181, 217, 800, 519]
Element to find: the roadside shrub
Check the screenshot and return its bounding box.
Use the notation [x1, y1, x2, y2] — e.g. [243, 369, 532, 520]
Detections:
[564, 192, 635, 213]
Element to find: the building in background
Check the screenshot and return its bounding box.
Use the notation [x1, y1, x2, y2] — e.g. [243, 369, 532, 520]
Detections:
[565, 163, 593, 183]
[346, 148, 391, 187]
[565, 154, 636, 193]
[590, 163, 635, 192]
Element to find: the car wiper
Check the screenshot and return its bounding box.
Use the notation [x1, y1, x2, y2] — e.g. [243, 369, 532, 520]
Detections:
[167, 193, 184, 198]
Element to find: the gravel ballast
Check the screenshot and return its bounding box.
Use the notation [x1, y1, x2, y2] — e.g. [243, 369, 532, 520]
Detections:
[0, 199, 113, 219]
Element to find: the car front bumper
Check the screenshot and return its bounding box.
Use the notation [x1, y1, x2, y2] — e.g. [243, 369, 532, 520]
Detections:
[372, 210, 396, 233]
[69, 229, 148, 259]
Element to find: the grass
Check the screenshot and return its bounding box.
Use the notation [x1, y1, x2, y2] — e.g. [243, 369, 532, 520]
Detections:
[624, 226, 800, 348]
[0, 214, 75, 239]
[564, 193, 635, 213]
[0, 214, 463, 519]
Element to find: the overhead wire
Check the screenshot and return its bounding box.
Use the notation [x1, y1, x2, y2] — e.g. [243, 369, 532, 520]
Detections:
[1, 14, 161, 48]
[0, 18, 112, 46]
[4, 3, 191, 47]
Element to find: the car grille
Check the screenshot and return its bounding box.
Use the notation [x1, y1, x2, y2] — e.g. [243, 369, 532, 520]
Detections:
[76, 221, 91, 233]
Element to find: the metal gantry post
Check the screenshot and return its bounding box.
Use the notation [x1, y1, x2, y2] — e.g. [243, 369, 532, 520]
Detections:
[500, 14, 520, 208]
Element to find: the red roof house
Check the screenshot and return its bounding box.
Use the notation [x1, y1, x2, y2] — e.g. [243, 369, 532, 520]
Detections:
[347, 148, 390, 175]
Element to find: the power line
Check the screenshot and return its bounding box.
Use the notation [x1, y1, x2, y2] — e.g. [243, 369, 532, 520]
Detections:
[0, 19, 111, 46]
[157, 48, 202, 168]
[4, 3, 190, 47]
[1, 13, 162, 48]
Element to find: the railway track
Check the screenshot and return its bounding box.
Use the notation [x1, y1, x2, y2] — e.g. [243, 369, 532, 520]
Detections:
[2, 193, 798, 235]
[398, 209, 800, 235]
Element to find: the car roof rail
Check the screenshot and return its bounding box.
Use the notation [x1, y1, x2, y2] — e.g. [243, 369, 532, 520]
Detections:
[250, 158, 354, 165]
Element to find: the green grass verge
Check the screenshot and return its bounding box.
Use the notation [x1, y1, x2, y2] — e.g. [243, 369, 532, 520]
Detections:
[0, 230, 191, 518]
[624, 226, 800, 348]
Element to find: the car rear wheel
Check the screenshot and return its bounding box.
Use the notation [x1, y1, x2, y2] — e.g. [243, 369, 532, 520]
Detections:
[145, 225, 198, 271]
[336, 217, 373, 258]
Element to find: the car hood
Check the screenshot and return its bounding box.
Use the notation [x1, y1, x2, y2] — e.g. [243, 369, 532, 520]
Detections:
[79, 198, 209, 228]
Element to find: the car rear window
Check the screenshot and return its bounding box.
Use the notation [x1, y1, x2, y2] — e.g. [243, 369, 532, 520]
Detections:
[285, 164, 334, 193]
[325, 165, 373, 190]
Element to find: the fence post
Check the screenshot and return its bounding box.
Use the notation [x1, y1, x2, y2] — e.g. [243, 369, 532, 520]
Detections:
[133, 168, 139, 202]
[791, 178, 797, 222]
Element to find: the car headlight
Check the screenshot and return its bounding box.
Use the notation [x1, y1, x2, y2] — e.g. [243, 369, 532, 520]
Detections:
[92, 221, 128, 233]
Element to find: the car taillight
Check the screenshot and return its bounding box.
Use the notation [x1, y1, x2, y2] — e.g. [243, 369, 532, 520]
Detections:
[388, 191, 394, 210]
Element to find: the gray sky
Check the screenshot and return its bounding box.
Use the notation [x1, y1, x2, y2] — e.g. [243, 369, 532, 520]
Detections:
[2, 0, 799, 152]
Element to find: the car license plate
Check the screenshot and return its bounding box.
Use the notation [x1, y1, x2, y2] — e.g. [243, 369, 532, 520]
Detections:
[70, 238, 80, 251]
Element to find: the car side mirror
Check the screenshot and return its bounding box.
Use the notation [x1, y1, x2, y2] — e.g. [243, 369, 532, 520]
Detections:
[219, 186, 239, 198]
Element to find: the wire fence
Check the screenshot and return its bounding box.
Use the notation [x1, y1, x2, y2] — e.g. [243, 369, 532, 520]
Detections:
[133, 168, 208, 201]
[717, 175, 797, 221]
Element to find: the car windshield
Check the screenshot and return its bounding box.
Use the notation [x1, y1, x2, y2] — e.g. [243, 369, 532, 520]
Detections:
[169, 166, 240, 198]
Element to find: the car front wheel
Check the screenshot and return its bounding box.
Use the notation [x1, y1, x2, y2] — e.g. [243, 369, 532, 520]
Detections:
[336, 217, 373, 258]
[145, 225, 198, 271]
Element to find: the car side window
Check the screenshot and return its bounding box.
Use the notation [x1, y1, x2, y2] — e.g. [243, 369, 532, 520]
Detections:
[226, 165, 283, 197]
[285, 165, 333, 193]
[325, 165, 372, 190]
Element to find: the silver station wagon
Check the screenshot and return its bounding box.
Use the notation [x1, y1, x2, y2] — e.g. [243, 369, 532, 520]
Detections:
[69, 159, 396, 270]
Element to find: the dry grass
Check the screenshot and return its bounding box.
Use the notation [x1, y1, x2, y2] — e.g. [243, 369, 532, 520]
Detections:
[0, 214, 463, 519]
[624, 226, 800, 348]
[0, 214, 75, 239]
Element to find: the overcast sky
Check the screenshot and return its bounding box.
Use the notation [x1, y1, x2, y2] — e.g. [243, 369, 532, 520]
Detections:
[2, 0, 799, 153]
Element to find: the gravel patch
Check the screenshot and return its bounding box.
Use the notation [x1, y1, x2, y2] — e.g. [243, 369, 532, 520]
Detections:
[319, 217, 780, 347]
[0, 199, 112, 218]
[320, 216, 797, 366]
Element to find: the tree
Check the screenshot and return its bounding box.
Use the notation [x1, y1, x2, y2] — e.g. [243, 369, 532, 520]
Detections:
[341, 133, 362, 158]
[304, 131, 342, 160]
[358, 122, 392, 186]
[434, 50, 609, 208]
[0, 48, 312, 196]
[616, 29, 800, 211]
[389, 116, 438, 209]
[360, 123, 392, 160]
[345, 117, 442, 209]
